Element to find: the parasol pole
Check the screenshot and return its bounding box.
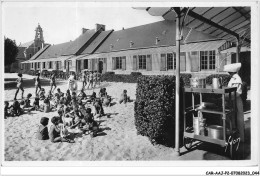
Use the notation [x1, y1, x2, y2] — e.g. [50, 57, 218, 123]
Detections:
[173, 7, 181, 156]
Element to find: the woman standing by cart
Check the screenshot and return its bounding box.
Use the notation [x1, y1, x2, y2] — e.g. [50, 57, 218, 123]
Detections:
[224, 63, 245, 143]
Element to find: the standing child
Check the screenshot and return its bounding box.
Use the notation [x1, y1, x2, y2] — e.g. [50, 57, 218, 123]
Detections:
[50, 72, 57, 93]
[14, 73, 24, 100]
[34, 73, 42, 96]
[37, 117, 49, 140]
[82, 71, 87, 89]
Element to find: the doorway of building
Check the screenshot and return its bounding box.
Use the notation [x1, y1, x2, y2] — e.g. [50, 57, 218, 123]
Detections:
[98, 61, 103, 73]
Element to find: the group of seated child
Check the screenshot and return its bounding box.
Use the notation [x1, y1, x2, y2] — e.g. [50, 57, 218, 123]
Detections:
[5, 84, 131, 144]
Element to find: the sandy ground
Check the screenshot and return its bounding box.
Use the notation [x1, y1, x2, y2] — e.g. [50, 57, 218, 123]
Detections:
[4, 73, 251, 161]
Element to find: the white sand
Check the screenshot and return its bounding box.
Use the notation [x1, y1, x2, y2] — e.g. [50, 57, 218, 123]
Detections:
[4, 74, 176, 161]
[5, 73, 250, 161]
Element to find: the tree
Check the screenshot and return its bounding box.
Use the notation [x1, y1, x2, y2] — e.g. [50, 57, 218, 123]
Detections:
[5, 37, 19, 66]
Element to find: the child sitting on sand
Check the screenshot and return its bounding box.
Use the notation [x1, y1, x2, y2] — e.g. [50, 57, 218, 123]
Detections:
[119, 90, 129, 104]
[49, 116, 74, 143]
[4, 101, 10, 119]
[47, 90, 53, 101]
[40, 98, 51, 113]
[53, 93, 60, 109]
[62, 107, 74, 127]
[39, 88, 46, 100]
[22, 93, 33, 112]
[70, 105, 84, 129]
[9, 100, 23, 117]
[31, 95, 40, 111]
[57, 88, 64, 97]
[78, 89, 87, 100]
[71, 91, 77, 101]
[82, 108, 99, 137]
[37, 117, 49, 140]
[93, 99, 104, 118]
[65, 90, 71, 106]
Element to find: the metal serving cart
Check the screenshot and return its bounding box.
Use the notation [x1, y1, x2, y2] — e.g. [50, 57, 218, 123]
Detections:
[183, 86, 238, 158]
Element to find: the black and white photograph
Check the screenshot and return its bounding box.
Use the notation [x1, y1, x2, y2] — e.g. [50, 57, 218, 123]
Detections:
[1, 1, 259, 175]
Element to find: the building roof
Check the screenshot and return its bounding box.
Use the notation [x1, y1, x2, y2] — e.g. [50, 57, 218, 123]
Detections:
[29, 44, 51, 61]
[62, 29, 97, 55]
[81, 30, 113, 54]
[35, 41, 72, 60]
[19, 40, 34, 48]
[95, 20, 217, 53]
[16, 47, 27, 59]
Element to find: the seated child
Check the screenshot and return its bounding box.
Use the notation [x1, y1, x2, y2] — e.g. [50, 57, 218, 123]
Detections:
[53, 93, 60, 108]
[71, 91, 77, 101]
[41, 98, 51, 113]
[65, 90, 71, 106]
[82, 108, 99, 137]
[57, 88, 64, 97]
[90, 92, 97, 103]
[70, 105, 84, 129]
[39, 88, 46, 100]
[93, 99, 104, 118]
[10, 100, 23, 117]
[31, 95, 40, 111]
[4, 101, 10, 119]
[62, 107, 74, 127]
[47, 90, 53, 100]
[37, 117, 49, 140]
[78, 89, 87, 100]
[24, 93, 32, 107]
[49, 116, 74, 143]
[119, 90, 129, 104]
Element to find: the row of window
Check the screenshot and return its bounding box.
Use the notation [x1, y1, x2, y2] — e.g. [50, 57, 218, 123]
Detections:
[113, 51, 215, 71]
[26, 50, 216, 71]
[30, 60, 72, 69]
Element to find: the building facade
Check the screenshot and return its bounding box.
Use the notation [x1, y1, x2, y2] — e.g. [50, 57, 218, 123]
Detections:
[21, 20, 249, 77]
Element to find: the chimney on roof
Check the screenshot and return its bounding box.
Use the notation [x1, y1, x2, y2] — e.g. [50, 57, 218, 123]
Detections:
[130, 41, 134, 48]
[95, 24, 105, 32]
[155, 37, 160, 45]
[82, 28, 89, 34]
[110, 44, 113, 50]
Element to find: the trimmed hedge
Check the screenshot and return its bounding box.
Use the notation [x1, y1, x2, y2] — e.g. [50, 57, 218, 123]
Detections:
[134, 75, 191, 147]
[101, 72, 142, 83]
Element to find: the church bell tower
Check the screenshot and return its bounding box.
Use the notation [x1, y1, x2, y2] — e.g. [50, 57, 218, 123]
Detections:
[34, 23, 44, 51]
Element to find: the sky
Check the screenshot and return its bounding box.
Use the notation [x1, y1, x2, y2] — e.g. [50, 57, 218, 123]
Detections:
[2, 2, 164, 45]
